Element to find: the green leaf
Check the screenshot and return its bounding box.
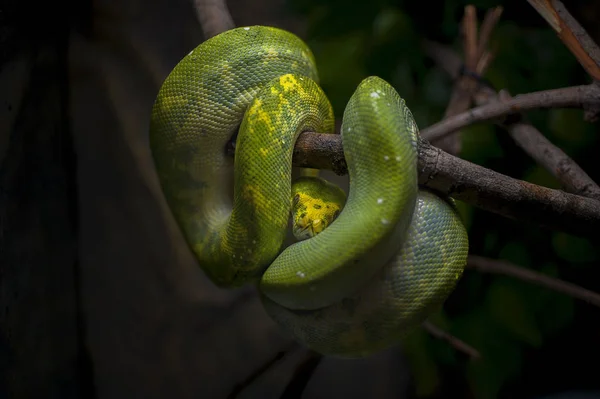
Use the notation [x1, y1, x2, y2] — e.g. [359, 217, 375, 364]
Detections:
[498, 241, 532, 268]
[467, 339, 522, 399]
[552, 232, 597, 264]
[454, 200, 473, 233]
[534, 263, 575, 335]
[309, 32, 367, 115]
[487, 279, 543, 347]
[460, 124, 504, 165]
[453, 309, 523, 399]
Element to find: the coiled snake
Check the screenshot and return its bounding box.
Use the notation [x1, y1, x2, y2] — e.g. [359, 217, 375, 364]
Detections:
[149, 26, 469, 357]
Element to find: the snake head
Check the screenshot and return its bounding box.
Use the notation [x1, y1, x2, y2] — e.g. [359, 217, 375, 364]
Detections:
[291, 176, 346, 241]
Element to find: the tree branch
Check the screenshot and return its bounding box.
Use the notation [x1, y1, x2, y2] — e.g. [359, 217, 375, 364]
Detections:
[288, 132, 600, 237]
[432, 6, 477, 155]
[476, 7, 503, 65]
[422, 321, 481, 360]
[433, 6, 502, 155]
[491, 90, 600, 200]
[467, 255, 600, 308]
[193, 0, 235, 39]
[425, 39, 600, 201]
[527, 0, 600, 82]
[420, 84, 600, 143]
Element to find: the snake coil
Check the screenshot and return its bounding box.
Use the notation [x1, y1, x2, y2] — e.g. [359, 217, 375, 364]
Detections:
[149, 26, 468, 357]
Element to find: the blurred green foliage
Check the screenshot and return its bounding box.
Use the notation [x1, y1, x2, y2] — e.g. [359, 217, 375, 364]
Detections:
[286, 0, 600, 397]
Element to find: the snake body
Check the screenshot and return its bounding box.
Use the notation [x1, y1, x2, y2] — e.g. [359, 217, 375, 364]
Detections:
[149, 26, 469, 357]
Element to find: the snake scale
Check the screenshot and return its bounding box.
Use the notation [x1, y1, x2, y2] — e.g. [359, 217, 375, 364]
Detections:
[149, 26, 469, 357]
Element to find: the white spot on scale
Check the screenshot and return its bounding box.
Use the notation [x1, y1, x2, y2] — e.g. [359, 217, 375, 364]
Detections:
[384, 155, 389, 161]
[252, 240, 257, 244]
[381, 218, 390, 225]
[243, 27, 250, 30]
[232, 254, 236, 258]
[347, 127, 352, 132]
[377, 198, 384, 204]
[370, 92, 380, 98]
[296, 271, 306, 278]
[188, 50, 194, 56]
[396, 155, 401, 162]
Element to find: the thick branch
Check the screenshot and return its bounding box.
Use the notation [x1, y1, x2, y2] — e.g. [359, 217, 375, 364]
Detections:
[420, 84, 600, 142]
[290, 132, 600, 237]
[193, 0, 235, 39]
[527, 0, 600, 81]
[422, 321, 480, 360]
[468, 255, 600, 308]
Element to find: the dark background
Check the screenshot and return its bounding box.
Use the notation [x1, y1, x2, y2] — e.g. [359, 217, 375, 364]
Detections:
[1, 0, 599, 398]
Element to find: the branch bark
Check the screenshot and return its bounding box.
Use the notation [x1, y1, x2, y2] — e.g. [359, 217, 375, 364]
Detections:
[527, 0, 600, 81]
[420, 84, 600, 143]
[467, 255, 600, 308]
[289, 132, 600, 237]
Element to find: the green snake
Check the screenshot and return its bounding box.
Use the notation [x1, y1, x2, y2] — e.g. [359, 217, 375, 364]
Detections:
[149, 26, 469, 358]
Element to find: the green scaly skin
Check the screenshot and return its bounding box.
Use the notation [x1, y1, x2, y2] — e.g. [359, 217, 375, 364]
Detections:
[149, 26, 469, 358]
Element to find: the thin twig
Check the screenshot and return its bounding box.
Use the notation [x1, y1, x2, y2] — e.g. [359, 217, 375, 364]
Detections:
[476, 50, 495, 75]
[288, 132, 600, 237]
[527, 0, 600, 81]
[467, 255, 600, 308]
[462, 6, 478, 71]
[193, 0, 235, 39]
[421, 84, 600, 142]
[422, 321, 481, 360]
[432, 6, 479, 155]
[476, 7, 503, 64]
[434, 6, 502, 155]
[279, 351, 323, 399]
